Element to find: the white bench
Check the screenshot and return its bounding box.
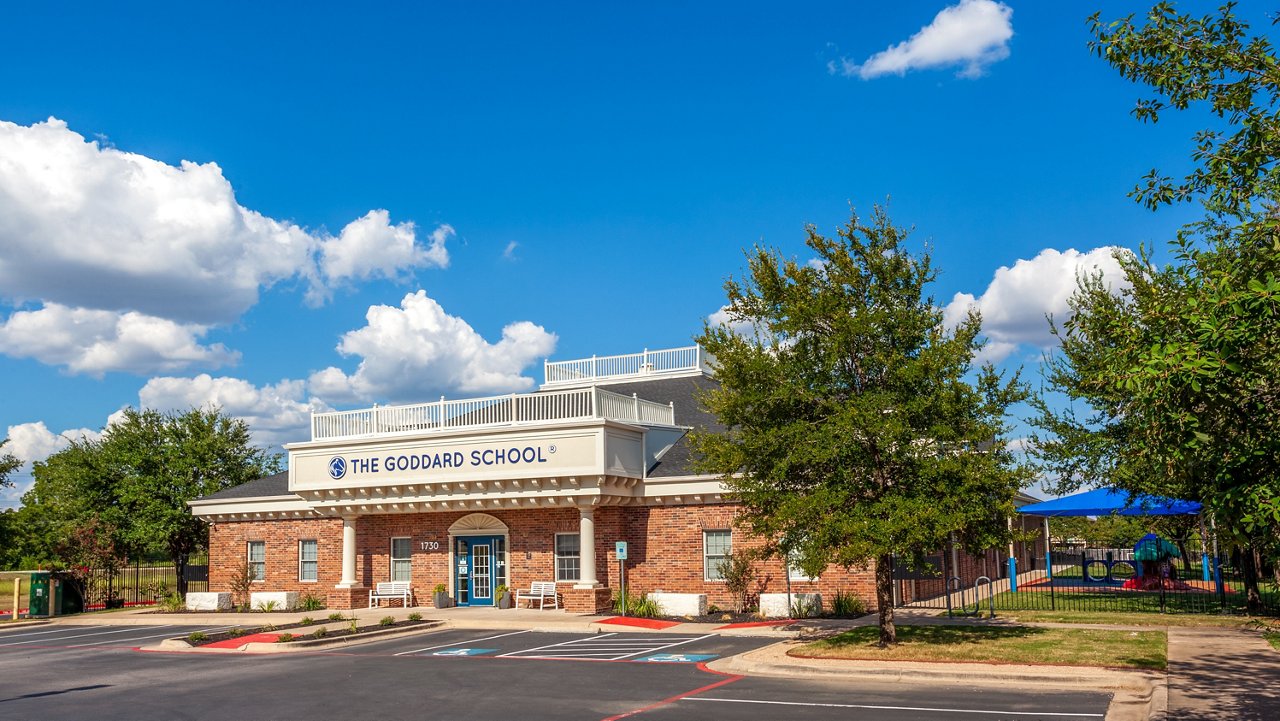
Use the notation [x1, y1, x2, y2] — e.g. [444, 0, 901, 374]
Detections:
[369, 581, 414, 608]
[515, 581, 559, 609]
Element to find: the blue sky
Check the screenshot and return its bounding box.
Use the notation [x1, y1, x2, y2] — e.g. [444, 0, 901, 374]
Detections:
[0, 1, 1238, 505]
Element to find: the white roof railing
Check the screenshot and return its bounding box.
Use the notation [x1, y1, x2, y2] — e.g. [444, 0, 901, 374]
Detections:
[310, 386, 675, 441]
[543, 345, 713, 387]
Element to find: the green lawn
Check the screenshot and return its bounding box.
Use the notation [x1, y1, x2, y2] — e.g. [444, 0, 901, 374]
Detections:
[794, 625, 1167, 670]
[973, 583, 1278, 616]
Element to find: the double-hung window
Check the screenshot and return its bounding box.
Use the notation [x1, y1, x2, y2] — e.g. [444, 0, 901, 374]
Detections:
[703, 529, 731, 581]
[555, 533, 580, 582]
[391, 537, 412, 582]
[298, 540, 318, 581]
[247, 541, 266, 581]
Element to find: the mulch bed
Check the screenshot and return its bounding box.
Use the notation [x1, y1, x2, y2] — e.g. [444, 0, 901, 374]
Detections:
[187, 618, 431, 646]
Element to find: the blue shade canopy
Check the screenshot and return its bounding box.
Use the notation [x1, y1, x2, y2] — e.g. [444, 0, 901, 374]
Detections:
[1017, 488, 1202, 517]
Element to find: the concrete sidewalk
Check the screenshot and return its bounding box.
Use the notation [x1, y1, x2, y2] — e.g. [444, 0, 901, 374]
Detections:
[1165, 626, 1280, 721]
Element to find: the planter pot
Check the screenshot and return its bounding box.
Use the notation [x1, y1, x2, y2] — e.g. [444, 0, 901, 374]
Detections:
[433, 592, 453, 609]
[497, 592, 513, 609]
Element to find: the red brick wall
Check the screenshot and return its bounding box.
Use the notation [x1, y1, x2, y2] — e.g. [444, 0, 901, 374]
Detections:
[208, 517, 344, 598]
[208, 504, 880, 611]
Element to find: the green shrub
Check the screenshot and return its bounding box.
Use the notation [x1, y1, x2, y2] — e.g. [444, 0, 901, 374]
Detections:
[707, 604, 721, 614]
[298, 593, 325, 612]
[433, 583, 447, 594]
[262, 623, 276, 632]
[380, 615, 396, 627]
[160, 592, 185, 613]
[717, 549, 757, 613]
[298, 617, 315, 626]
[312, 627, 328, 639]
[612, 590, 662, 618]
[276, 633, 295, 643]
[226, 627, 245, 638]
[408, 612, 422, 621]
[328, 612, 345, 621]
[831, 590, 867, 618]
[186, 631, 207, 644]
[349, 617, 359, 634]
[790, 597, 819, 619]
[256, 599, 280, 613]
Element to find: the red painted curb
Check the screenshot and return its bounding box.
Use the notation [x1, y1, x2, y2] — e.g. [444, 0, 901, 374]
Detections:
[597, 616, 681, 630]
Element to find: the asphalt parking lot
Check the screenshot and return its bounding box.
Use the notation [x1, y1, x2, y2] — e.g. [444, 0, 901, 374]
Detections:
[0, 623, 1113, 721]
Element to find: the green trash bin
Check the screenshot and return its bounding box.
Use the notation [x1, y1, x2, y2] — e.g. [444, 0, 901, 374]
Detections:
[28, 571, 50, 617]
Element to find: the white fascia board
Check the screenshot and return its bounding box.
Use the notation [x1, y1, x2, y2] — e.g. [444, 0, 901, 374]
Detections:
[188, 495, 313, 518]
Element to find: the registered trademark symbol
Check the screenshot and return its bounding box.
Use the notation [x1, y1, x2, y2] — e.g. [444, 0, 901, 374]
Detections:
[548, 444, 557, 454]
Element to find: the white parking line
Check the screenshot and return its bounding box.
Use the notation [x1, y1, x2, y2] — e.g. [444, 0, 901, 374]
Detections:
[614, 633, 716, 660]
[0, 625, 97, 640]
[498, 633, 715, 661]
[687, 697, 1106, 717]
[0, 625, 177, 647]
[495, 632, 619, 658]
[72, 625, 234, 647]
[393, 630, 532, 656]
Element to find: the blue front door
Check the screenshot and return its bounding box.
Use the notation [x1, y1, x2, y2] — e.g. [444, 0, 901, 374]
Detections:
[455, 535, 505, 606]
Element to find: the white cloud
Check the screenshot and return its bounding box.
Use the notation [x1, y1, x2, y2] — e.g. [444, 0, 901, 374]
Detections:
[318, 211, 451, 289]
[309, 290, 557, 404]
[944, 247, 1131, 363]
[502, 241, 519, 261]
[2, 421, 102, 507]
[0, 303, 238, 376]
[137, 374, 330, 449]
[0, 117, 451, 329]
[708, 305, 755, 337]
[834, 0, 1014, 80]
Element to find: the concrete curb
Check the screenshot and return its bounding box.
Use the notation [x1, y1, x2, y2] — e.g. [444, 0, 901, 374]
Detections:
[707, 640, 1168, 721]
[143, 620, 445, 654]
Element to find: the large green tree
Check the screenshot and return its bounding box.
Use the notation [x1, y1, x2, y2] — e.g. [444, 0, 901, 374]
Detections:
[1031, 3, 1280, 611]
[694, 207, 1030, 646]
[25, 407, 279, 592]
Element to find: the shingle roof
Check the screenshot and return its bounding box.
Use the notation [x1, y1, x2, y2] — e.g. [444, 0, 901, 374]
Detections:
[197, 471, 293, 501]
[588, 374, 722, 477]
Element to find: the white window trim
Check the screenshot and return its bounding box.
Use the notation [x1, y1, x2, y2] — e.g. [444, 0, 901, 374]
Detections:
[390, 536, 412, 582]
[787, 548, 819, 582]
[703, 529, 731, 582]
[554, 532, 581, 583]
[247, 540, 266, 583]
[298, 539, 318, 583]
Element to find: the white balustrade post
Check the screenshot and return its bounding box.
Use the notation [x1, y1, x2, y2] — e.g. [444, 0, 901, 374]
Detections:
[633, 393, 639, 419]
[695, 344, 701, 369]
[591, 387, 598, 418]
[337, 515, 359, 588]
[591, 354, 598, 378]
[511, 393, 518, 422]
[438, 396, 446, 428]
[575, 505, 599, 588]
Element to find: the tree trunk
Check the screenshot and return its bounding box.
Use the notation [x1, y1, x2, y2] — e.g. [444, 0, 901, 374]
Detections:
[875, 553, 896, 647]
[1242, 545, 1262, 615]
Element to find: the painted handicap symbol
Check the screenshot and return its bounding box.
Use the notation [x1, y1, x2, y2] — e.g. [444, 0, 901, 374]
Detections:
[432, 648, 497, 657]
[635, 653, 717, 663]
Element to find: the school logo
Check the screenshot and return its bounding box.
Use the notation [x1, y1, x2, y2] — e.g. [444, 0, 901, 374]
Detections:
[328, 456, 347, 480]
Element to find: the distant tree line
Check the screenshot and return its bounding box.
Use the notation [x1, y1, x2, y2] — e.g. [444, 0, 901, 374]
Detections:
[0, 408, 279, 594]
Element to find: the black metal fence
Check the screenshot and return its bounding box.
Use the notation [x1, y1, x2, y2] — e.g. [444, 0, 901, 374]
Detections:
[78, 560, 209, 611]
[899, 539, 1279, 617]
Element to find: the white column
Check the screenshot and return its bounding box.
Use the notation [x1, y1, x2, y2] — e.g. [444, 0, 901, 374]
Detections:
[337, 514, 359, 588]
[575, 505, 599, 588]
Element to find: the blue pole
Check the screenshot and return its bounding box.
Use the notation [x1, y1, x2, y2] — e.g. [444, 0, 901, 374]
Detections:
[1007, 557, 1018, 592]
[1045, 550, 1053, 579]
[1201, 553, 1211, 582]
[1213, 555, 1224, 596]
